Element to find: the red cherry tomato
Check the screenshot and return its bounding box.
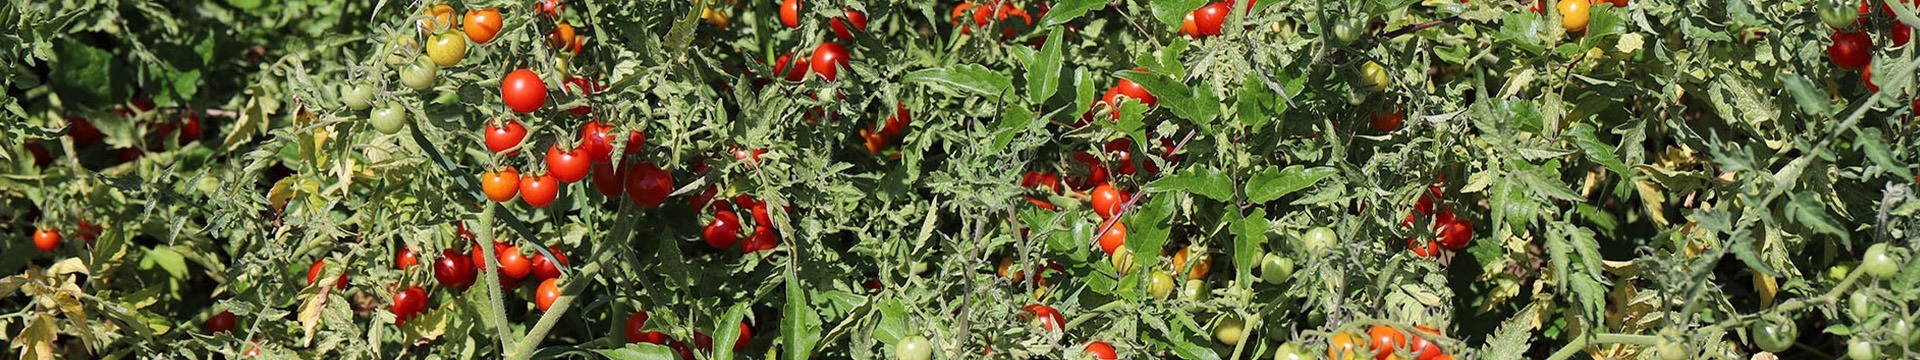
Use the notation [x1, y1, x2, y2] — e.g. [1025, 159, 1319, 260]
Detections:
[485, 120, 528, 156]
[497, 244, 532, 279]
[206, 310, 238, 334]
[810, 42, 851, 81]
[624, 311, 652, 343]
[67, 117, 102, 145]
[395, 247, 420, 269]
[780, 0, 803, 28]
[579, 120, 615, 162]
[1367, 325, 1408, 360]
[624, 130, 647, 155]
[744, 226, 780, 253]
[435, 248, 477, 290]
[774, 53, 810, 82]
[1066, 152, 1110, 190]
[879, 104, 911, 138]
[392, 286, 429, 326]
[482, 167, 522, 202]
[1020, 304, 1066, 330]
[734, 322, 753, 351]
[831, 10, 869, 39]
[1097, 218, 1127, 255]
[1436, 219, 1474, 249]
[1085, 341, 1119, 360]
[32, 228, 60, 251]
[518, 173, 561, 208]
[547, 144, 592, 183]
[1406, 326, 1444, 360]
[531, 245, 569, 279]
[1407, 238, 1440, 258]
[534, 278, 562, 311]
[625, 162, 674, 207]
[1830, 30, 1873, 70]
[464, 8, 504, 44]
[1371, 110, 1404, 132]
[593, 162, 626, 197]
[1182, 2, 1230, 37]
[537, 0, 564, 18]
[502, 69, 548, 113]
[705, 209, 743, 249]
[1897, 22, 1913, 47]
[1112, 72, 1157, 107]
[1864, 65, 1880, 92]
[1089, 184, 1129, 219]
[306, 259, 349, 289]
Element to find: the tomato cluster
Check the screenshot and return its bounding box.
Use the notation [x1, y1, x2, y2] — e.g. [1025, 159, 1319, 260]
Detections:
[1823, 0, 1916, 94]
[1401, 181, 1476, 258]
[950, 1, 1036, 39]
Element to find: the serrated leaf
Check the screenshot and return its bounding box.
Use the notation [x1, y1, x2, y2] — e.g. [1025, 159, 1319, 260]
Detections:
[712, 302, 749, 360]
[1778, 72, 1832, 117]
[1039, 0, 1111, 27]
[1028, 29, 1065, 104]
[1231, 208, 1269, 283]
[1116, 71, 1218, 127]
[1244, 165, 1336, 203]
[1567, 123, 1630, 178]
[1144, 167, 1234, 201]
[904, 64, 1011, 98]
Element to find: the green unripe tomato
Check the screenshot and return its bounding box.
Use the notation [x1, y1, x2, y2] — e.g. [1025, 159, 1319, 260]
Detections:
[1148, 271, 1176, 299]
[1847, 338, 1875, 360]
[426, 30, 469, 67]
[1819, 0, 1859, 29]
[1332, 17, 1365, 44]
[342, 84, 375, 110]
[369, 103, 407, 135]
[1860, 243, 1900, 279]
[1848, 291, 1877, 319]
[1655, 340, 1688, 360]
[1181, 279, 1209, 303]
[400, 56, 439, 91]
[896, 335, 933, 360]
[1750, 317, 1797, 353]
[1213, 316, 1245, 346]
[1359, 61, 1389, 93]
[1273, 342, 1307, 360]
[1300, 227, 1336, 254]
[1259, 252, 1294, 284]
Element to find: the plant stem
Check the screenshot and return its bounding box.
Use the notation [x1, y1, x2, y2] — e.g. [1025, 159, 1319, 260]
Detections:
[475, 205, 518, 356]
[508, 261, 605, 360]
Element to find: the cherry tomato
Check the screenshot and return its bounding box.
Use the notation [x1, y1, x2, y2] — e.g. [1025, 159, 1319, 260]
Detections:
[580, 120, 615, 162]
[1329, 332, 1363, 360]
[67, 117, 102, 145]
[810, 42, 851, 81]
[623, 130, 647, 155]
[624, 311, 652, 343]
[1751, 317, 1796, 352]
[419, 4, 455, 31]
[734, 322, 753, 351]
[564, 77, 600, 116]
[1021, 304, 1065, 330]
[1214, 316, 1245, 346]
[392, 286, 429, 326]
[518, 173, 560, 208]
[306, 259, 349, 289]
[705, 209, 743, 249]
[831, 10, 869, 40]
[464, 8, 504, 44]
[1864, 65, 1879, 92]
[1367, 325, 1408, 360]
[1097, 217, 1127, 255]
[1089, 184, 1129, 219]
[1405, 326, 1444, 360]
[531, 246, 569, 279]
[1820, 0, 1860, 29]
[1084, 341, 1119, 360]
[1437, 219, 1474, 249]
[1259, 252, 1294, 283]
[206, 310, 237, 334]
[780, 0, 803, 28]
[593, 162, 626, 197]
[1148, 271, 1176, 298]
[1112, 73, 1157, 107]
[32, 228, 60, 251]
[1861, 243, 1900, 278]
[395, 247, 419, 269]
[1408, 238, 1441, 258]
[401, 56, 438, 90]
[1171, 247, 1212, 280]
[625, 162, 674, 207]
[369, 103, 407, 135]
[774, 53, 811, 82]
[341, 84, 375, 111]
[1180, 2, 1229, 38]
[548, 22, 583, 53]
[897, 335, 934, 360]
[435, 248, 477, 290]
[534, 278, 562, 311]
[1558, 0, 1590, 32]
[537, 0, 564, 18]
[485, 120, 528, 156]
[1301, 226, 1337, 254]
[502, 69, 547, 113]
[1847, 338, 1875, 360]
[497, 244, 532, 279]
[482, 167, 522, 202]
[426, 30, 468, 67]
[547, 144, 592, 183]
[1371, 110, 1404, 132]
[1273, 342, 1307, 360]
[1897, 22, 1913, 47]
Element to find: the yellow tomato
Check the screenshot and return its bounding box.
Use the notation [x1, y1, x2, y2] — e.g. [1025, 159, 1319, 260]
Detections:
[1558, 0, 1589, 32]
[420, 4, 455, 32]
[1329, 332, 1362, 360]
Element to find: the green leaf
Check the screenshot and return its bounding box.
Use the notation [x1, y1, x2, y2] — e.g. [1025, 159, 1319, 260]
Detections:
[1144, 167, 1234, 201]
[872, 299, 908, 344]
[1127, 196, 1176, 274]
[783, 270, 822, 360]
[1778, 72, 1833, 117]
[1567, 123, 1629, 178]
[1039, 0, 1112, 27]
[1231, 209, 1270, 283]
[1116, 71, 1219, 127]
[904, 64, 1012, 98]
[1855, 127, 1914, 181]
[1027, 29, 1065, 104]
[594, 344, 679, 360]
[994, 106, 1035, 151]
[1150, 0, 1209, 30]
[1244, 165, 1336, 204]
[1237, 74, 1277, 128]
[711, 303, 750, 360]
[49, 39, 120, 108]
[665, 0, 706, 52]
[142, 246, 190, 279]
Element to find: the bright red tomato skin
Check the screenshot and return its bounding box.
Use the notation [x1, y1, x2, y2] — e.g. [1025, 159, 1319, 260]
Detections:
[744, 226, 779, 253]
[1021, 304, 1066, 330]
[1098, 218, 1127, 254]
[483, 168, 522, 202]
[624, 312, 652, 343]
[625, 162, 674, 207]
[307, 259, 349, 289]
[810, 42, 851, 81]
[485, 120, 528, 156]
[579, 120, 616, 163]
[1085, 341, 1119, 360]
[497, 245, 533, 279]
[435, 248, 477, 290]
[625, 130, 647, 155]
[705, 209, 743, 249]
[503, 69, 548, 113]
[207, 311, 238, 334]
[564, 77, 599, 116]
[531, 246, 569, 279]
[33, 228, 61, 251]
[1830, 31, 1873, 70]
[774, 53, 810, 82]
[392, 286, 429, 326]
[593, 162, 626, 197]
[519, 173, 560, 208]
[395, 247, 419, 269]
[534, 278, 562, 311]
[831, 10, 868, 39]
[547, 145, 592, 183]
[780, 0, 802, 28]
[1090, 184, 1129, 219]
